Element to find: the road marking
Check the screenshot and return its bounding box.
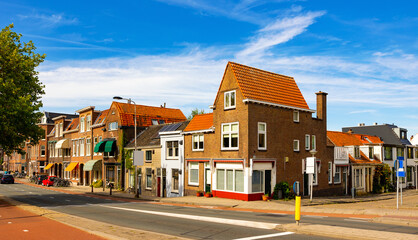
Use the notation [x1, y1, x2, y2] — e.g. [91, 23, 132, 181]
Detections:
[101, 205, 280, 230]
[234, 232, 294, 240]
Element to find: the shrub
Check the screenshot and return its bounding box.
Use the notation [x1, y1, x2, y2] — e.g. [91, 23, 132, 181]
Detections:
[92, 179, 103, 188]
[273, 181, 291, 200]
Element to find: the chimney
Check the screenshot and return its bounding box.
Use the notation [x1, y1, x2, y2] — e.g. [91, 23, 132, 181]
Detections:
[316, 91, 328, 123]
[373, 122, 378, 125]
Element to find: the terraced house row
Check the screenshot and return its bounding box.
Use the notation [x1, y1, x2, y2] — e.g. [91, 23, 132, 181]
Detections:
[3, 62, 417, 200]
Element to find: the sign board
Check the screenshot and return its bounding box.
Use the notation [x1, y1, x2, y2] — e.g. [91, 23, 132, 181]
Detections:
[306, 157, 315, 174]
[395, 158, 405, 177]
[133, 150, 144, 166]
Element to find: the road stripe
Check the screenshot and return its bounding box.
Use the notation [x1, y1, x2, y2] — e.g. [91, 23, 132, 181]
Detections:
[233, 232, 294, 240]
[101, 205, 280, 230]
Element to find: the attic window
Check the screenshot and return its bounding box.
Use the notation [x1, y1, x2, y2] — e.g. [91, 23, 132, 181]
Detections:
[224, 90, 236, 110]
[152, 119, 158, 125]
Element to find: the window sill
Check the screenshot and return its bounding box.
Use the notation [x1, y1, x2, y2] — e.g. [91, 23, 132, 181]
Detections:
[224, 106, 236, 111]
[192, 149, 204, 152]
[221, 148, 239, 151]
[188, 183, 199, 186]
[334, 182, 341, 185]
[258, 148, 267, 151]
[294, 150, 300, 152]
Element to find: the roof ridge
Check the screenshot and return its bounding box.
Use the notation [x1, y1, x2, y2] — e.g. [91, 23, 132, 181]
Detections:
[228, 61, 294, 79]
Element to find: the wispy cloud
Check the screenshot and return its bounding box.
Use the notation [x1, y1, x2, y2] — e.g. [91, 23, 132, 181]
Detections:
[18, 13, 78, 28]
[236, 11, 325, 59]
[349, 109, 377, 114]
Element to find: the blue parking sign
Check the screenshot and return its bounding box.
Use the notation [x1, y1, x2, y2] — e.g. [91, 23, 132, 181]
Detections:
[396, 157, 405, 177]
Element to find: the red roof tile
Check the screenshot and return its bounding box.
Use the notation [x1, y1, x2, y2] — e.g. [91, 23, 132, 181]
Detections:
[183, 113, 213, 132]
[66, 118, 79, 131]
[114, 102, 186, 127]
[218, 62, 310, 110]
[327, 131, 362, 146]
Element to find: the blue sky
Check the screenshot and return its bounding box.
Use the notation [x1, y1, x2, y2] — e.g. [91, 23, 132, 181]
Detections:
[2, 0, 418, 135]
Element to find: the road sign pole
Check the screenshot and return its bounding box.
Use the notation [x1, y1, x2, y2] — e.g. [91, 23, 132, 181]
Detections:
[401, 176, 403, 206]
[310, 173, 313, 202]
[396, 160, 399, 210]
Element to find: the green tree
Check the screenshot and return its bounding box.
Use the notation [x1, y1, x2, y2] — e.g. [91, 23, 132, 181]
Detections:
[187, 108, 205, 120]
[0, 24, 45, 155]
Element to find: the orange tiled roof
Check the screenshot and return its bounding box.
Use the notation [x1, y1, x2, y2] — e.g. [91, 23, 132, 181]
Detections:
[183, 113, 213, 132]
[328, 131, 383, 147]
[349, 152, 381, 164]
[114, 102, 187, 127]
[93, 109, 109, 125]
[354, 134, 383, 144]
[220, 62, 309, 110]
[66, 118, 79, 131]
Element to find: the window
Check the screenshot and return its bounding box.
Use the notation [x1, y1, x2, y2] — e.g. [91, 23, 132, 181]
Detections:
[215, 169, 244, 192]
[334, 166, 341, 184]
[98, 136, 102, 155]
[167, 141, 179, 158]
[192, 134, 204, 151]
[188, 162, 199, 186]
[354, 147, 360, 159]
[224, 90, 236, 109]
[109, 122, 118, 131]
[328, 162, 332, 184]
[146, 168, 152, 189]
[216, 169, 225, 190]
[415, 148, 418, 159]
[397, 148, 403, 158]
[159, 120, 165, 124]
[407, 147, 413, 159]
[93, 137, 98, 156]
[355, 169, 362, 188]
[172, 169, 179, 192]
[293, 111, 299, 122]
[80, 117, 85, 132]
[146, 150, 152, 162]
[305, 135, 310, 150]
[252, 170, 264, 193]
[312, 162, 319, 185]
[72, 141, 76, 157]
[222, 122, 239, 150]
[384, 147, 392, 160]
[76, 140, 79, 156]
[407, 166, 412, 182]
[59, 123, 63, 136]
[311, 135, 316, 151]
[86, 138, 91, 156]
[80, 138, 85, 156]
[369, 147, 374, 159]
[152, 119, 158, 125]
[235, 170, 244, 192]
[40, 146, 45, 157]
[293, 140, 300, 152]
[86, 115, 91, 131]
[258, 123, 266, 150]
[401, 131, 407, 139]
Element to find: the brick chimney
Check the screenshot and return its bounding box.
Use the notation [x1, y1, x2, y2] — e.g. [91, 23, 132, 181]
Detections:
[316, 91, 328, 124]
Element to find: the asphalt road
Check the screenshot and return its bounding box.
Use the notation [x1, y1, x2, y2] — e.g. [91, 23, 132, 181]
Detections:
[1, 183, 417, 239]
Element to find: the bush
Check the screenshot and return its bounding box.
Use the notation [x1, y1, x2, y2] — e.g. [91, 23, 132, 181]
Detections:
[273, 181, 291, 200]
[92, 179, 103, 188]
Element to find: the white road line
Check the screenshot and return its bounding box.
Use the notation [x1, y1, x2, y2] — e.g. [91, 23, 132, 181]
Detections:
[234, 232, 294, 240]
[101, 205, 280, 230]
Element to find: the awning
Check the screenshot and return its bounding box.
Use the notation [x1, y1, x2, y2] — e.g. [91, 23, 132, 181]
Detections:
[104, 140, 116, 152]
[56, 139, 70, 149]
[83, 160, 102, 171]
[44, 163, 53, 170]
[94, 141, 106, 153]
[64, 162, 79, 172]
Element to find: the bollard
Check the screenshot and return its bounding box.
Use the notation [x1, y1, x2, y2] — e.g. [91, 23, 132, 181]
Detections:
[295, 196, 301, 225]
[91, 185, 93, 193]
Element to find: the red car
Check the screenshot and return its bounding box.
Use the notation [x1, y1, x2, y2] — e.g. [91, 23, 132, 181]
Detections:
[42, 176, 57, 187]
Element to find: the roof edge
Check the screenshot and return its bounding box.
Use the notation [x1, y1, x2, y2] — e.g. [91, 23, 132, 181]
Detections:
[243, 98, 315, 113]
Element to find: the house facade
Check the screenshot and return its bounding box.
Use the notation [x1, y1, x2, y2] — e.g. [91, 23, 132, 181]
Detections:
[183, 62, 333, 201]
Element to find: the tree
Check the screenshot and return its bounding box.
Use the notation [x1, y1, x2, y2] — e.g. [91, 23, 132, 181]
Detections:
[188, 108, 205, 120]
[0, 24, 45, 155]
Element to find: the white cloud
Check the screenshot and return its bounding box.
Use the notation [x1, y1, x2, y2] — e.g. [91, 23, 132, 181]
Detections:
[18, 13, 78, 28]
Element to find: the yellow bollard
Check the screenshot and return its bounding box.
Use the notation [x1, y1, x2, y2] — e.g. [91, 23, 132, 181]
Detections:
[295, 196, 301, 225]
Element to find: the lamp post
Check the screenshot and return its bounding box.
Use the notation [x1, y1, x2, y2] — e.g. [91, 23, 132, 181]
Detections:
[309, 150, 317, 202]
[113, 96, 138, 197]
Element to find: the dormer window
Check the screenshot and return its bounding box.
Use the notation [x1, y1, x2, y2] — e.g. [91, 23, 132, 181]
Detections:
[354, 147, 360, 159]
[224, 90, 236, 110]
[293, 111, 299, 122]
[401, 131, 407, 139]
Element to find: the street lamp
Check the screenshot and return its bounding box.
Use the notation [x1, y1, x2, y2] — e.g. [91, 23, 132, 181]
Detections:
[113, 96, 138, 197]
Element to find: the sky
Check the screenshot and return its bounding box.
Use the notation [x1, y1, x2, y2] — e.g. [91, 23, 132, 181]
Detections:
[1, 0, 418, 136]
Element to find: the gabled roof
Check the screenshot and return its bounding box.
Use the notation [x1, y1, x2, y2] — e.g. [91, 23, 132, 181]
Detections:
[183, 113, 213, 132]
[327, 131, 383, 147]
[113, 102, 187, 127]
[342, 124, 409, 146]
[43, 112, 78, 124]
[214, 62, 310, 110]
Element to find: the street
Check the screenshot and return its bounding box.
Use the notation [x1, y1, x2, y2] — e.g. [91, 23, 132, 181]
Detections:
[1, 183, 417, 239]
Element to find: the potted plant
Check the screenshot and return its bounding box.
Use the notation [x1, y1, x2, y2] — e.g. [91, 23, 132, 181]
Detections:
[262, 193, 269, 201]
[204, 192, 212, 198]
[196, 191, 203, 197]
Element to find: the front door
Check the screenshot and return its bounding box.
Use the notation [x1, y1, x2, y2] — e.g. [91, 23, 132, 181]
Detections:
[157, 177, 161, 197]
[264, 170, 271, 195]
[303, 173, 309, 196]
[205, 168, 211, 193]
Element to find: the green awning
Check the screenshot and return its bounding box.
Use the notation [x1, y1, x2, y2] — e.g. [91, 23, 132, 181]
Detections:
[94, 141, 106, 153]
[104, 140, 116, 153]
[83, 160, 102, 171]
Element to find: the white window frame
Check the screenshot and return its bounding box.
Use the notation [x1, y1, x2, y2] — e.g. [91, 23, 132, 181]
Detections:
[86, 138, 91, 156]
[166, 141, 179, 159]
[109, 122, 118, 131]
[80, 117, 85, 132]
[334, 166, 341, 184]
[93, 137, 98, 156]
[188, 162, 199, 186]
[145, 150, 152, 162]
[80, 138, 85, 157]
[258, 122, 267, 150]
[172, 169, 179, 192]
[311, 135, 316, 151]
[224, 90, 236, 110]
[293, 140, 300, 152]
[151, 119, 158, 125]
[72, 141, 76, 157]
[305, 134, 310, 150]
[192, 134, 204, 151]
[293, 110, 299, 123]
[312, 162, 319, 186]
[251, 170, 264, 193]
[221, 122, 239, 150]
[216, 168, 244, 193]
[40, 145, 45, 157]
[146, 168, 152, 189]
[86, 115, 91, 131]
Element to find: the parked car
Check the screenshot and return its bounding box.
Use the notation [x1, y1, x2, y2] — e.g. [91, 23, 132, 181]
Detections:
[42, 176, 57, 187]
[36, 175, 48, 185]
[1, 174, 14, 184]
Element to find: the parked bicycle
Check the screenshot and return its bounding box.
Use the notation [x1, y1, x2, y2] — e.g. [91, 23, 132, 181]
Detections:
[53, 178, 72, 187]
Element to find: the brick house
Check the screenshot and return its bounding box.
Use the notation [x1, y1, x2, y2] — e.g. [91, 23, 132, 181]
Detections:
[93, 101, 187, 189]
[183, 62, 333, 201]
[327, 131, 383, 194]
